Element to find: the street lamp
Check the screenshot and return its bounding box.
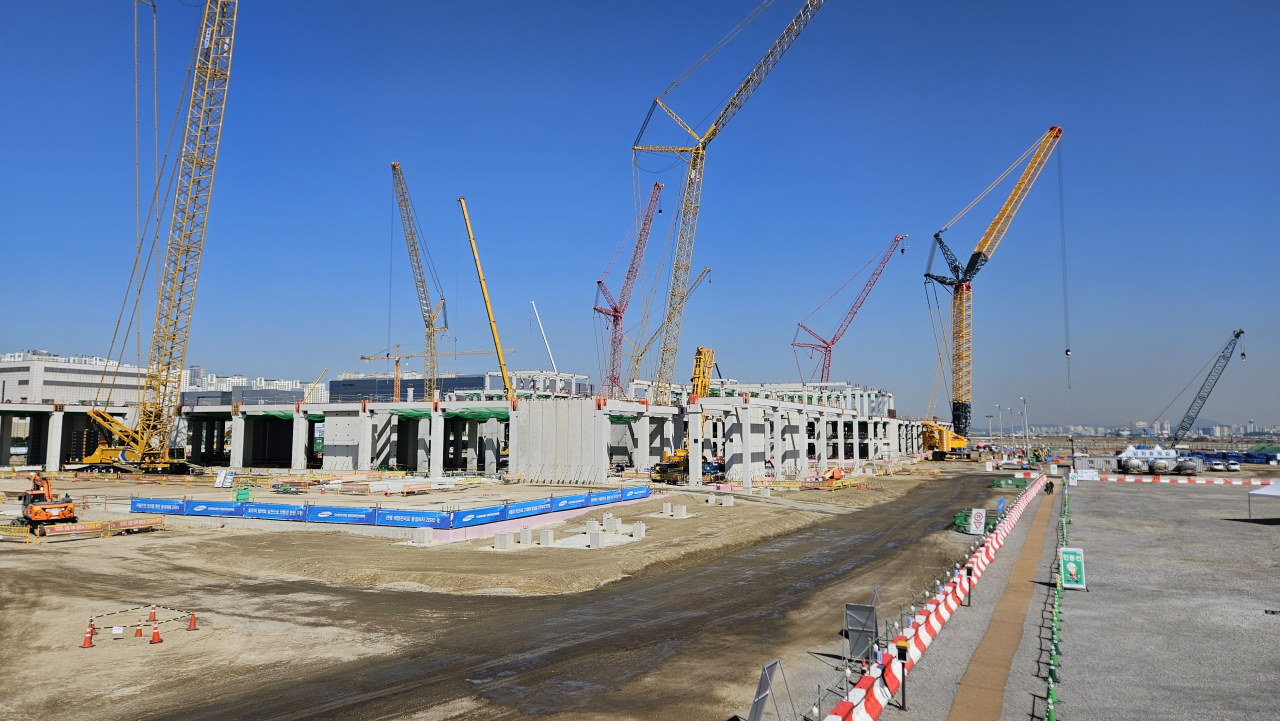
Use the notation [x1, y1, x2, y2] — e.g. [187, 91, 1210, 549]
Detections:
[996, 405, 1003, 455]
[1020, 397, 1029, 458]
[986, 415, 994, 444]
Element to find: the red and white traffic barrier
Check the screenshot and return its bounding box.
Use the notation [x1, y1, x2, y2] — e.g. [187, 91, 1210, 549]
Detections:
[823, 473, 1047, 721]
[1097, 475, 1274, 485]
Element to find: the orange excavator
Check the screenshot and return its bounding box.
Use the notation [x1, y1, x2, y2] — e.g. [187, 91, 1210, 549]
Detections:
[18, 474, 77, 531]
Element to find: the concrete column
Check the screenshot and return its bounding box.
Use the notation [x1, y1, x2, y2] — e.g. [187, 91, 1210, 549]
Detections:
[1, 414, 12, 466]
[430, 411, 444, 478]
[417, 415, 431, 473]
[357, 410, 372, 471]
[482, 417, 499, 475]
[291, 412, 307, 471]
[739, 403, 753, 490]
[595, 410, 609, 484]
[231, 413, 247, 468]
[506, 411, 517, 476]
[635, 415, 650, 470]
[43, 411, 64, 471]
[661, 417, 673, 460]
[837, 416, 846, 468]
[688, 409, 702, 485]
[466, 419, 479, 471]
[816, 413, 827, 470]
[770, 411, 781, 477]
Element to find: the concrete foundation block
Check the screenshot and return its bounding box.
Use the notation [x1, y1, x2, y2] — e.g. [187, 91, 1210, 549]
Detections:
[494, 531, 514, 550]
[520, 527, 533, 545]
[585, 520, 600, 534]
[674, 504, 687, 519]
[604, 517, 619, 533]
[603, 511, 613, 520]
[588, 531, 602, 548]
[761, 487, 771, 498]
[632, 521, 646, 539]
[721, 495, 734, 507]
[662, 501, 672, 515]
[412, 527, 432, 544]
[539, 528, 555, 546]
[706, 493, 716, 505]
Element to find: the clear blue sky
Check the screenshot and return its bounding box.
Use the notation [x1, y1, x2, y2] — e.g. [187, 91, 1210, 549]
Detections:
[2, 1, 1276, 426]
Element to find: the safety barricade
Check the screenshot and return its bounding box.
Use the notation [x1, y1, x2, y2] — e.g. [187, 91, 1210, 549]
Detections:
[41, 521, 105, 543]
[105, 516, 165, 536]
[0, 525, 33, 543]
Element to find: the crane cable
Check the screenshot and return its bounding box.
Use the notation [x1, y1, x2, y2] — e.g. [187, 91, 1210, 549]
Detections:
[1058, 144, 1072, 388]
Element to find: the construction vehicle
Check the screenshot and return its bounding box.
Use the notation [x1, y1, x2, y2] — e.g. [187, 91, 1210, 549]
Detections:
[391, 162, 447, 401]
[650, 348, 716, 483]
[1165, 329, 1245, 445]
[595, 182, 663, 398]
[925, 127, 1062, 440]
[16, 474, 77, 531]
[793, 235, 906, 383]
[86, 0, 238, 473]
[922, 421, 968, 461]
[458, 197, 515, 401]
[634, 0, 826, 404]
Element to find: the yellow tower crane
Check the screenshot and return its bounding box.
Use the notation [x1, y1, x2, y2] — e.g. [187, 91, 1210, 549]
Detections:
[86, 0, 238, 472]
[633, 0, 826, 405]
[391, 162, 447, 401]
[924, 126, 1062, 446]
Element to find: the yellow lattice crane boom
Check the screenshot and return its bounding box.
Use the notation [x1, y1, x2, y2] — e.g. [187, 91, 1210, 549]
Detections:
[690, 347, 714, 399]
[458, 197, 515, 401]
[925, 126, 1061, 441]
[391, 162, 447, 402]
[86, 0, 237, 472]
[633, 0, 826, 405]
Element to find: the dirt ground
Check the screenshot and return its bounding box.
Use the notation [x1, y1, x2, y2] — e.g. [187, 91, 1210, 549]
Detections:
[0, 472, 994, 720]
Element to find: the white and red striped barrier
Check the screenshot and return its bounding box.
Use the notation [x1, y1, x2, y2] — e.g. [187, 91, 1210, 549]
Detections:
[1096, 475, 1274, 485]
[823, 473, 1048, 721]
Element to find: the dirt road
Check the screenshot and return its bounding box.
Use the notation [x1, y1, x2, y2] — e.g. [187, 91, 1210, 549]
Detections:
[146, 475, 991, 720]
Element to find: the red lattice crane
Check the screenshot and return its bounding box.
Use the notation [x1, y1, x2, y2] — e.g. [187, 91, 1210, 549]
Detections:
[595, 182, 663, 398]
[793, 234, 906, 384]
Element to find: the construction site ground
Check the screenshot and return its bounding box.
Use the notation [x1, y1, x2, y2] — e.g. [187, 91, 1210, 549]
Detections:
[4, 470, 1026, 720]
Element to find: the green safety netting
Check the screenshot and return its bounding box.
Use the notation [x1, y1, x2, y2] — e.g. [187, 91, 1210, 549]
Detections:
[307, 414, 324, 421]
[445, 408, 509, 421]
[260, 411, 294, 419]
[609, 415, 638, 424]
[1248, 443, 1280, 454]
[390, 409, 433, 419]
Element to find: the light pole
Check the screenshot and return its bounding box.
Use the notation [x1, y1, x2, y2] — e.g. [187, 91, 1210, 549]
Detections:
[996, 405, 1003, 455]
[986, 415, 994, 445]
[1020, 397, 1029, 458]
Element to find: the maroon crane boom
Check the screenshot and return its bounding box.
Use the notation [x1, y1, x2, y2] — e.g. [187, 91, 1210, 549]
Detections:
[595, 182, 663, 398]
[793, 234, 906, 384]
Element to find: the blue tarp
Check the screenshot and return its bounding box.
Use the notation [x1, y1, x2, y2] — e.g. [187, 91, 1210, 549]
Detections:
[375, 509, 451, 528]
[306, 506, 376, 525]
[505, 497, 553, 520]
[451, 505, 506, 528]
[588, 489, 623, 506]
[551, 493, 590, 512]
[244, 503, 306, 521]
[130, 497, 183, 514]
[183, 501, 246, 517]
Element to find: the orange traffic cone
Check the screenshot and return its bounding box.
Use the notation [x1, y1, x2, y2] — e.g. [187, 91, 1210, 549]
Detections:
[81, 624, 94, 648]
[149, 622, 163, 644]
[147, 604, 157, 622]
[187, 612, 198, 631]
[135, 619, 144, 638]
[88, 617, 98, 635]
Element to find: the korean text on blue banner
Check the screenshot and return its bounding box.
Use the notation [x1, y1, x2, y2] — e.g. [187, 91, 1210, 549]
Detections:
[621, 486, 651, 501]
[306, 506, 376, 525]
[451, 505, 506, 528]
[244, 503, 306, 521]
[183, 501, 246, 517]
[130, 497, 183, 514]
[505, 497, 553, 520]
[375, 509, 451, 528]
[588, 489, 623, 506]
[551, 493, 590, 512]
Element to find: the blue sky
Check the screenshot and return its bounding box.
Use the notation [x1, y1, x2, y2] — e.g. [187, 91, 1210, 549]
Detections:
[1, 1, 1276, 426]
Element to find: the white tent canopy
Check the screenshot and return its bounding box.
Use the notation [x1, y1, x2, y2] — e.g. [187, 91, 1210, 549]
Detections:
[1247, 484, 1280, 518]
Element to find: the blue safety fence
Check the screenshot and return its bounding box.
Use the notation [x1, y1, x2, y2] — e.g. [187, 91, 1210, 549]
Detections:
[128, 486, 651, 529]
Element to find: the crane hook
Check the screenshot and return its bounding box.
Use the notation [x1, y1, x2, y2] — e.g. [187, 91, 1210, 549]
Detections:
[1065, 349, 1071, 357]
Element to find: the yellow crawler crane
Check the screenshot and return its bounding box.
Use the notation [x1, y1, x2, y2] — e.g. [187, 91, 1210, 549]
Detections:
[653, 347, 715, 482]
[85, 0, 237, 472]
[924, 126, 1061, 449]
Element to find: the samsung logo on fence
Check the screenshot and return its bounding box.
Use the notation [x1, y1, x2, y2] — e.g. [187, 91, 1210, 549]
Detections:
[461, 514, 476, 522]
[556, 501, 567, 508]
[192, 505, 207, 511]
[318, 511, 333, 518]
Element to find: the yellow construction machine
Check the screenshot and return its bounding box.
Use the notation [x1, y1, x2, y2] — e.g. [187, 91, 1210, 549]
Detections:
[922, 420, 967, 460]
[652, 348, 715, 482]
